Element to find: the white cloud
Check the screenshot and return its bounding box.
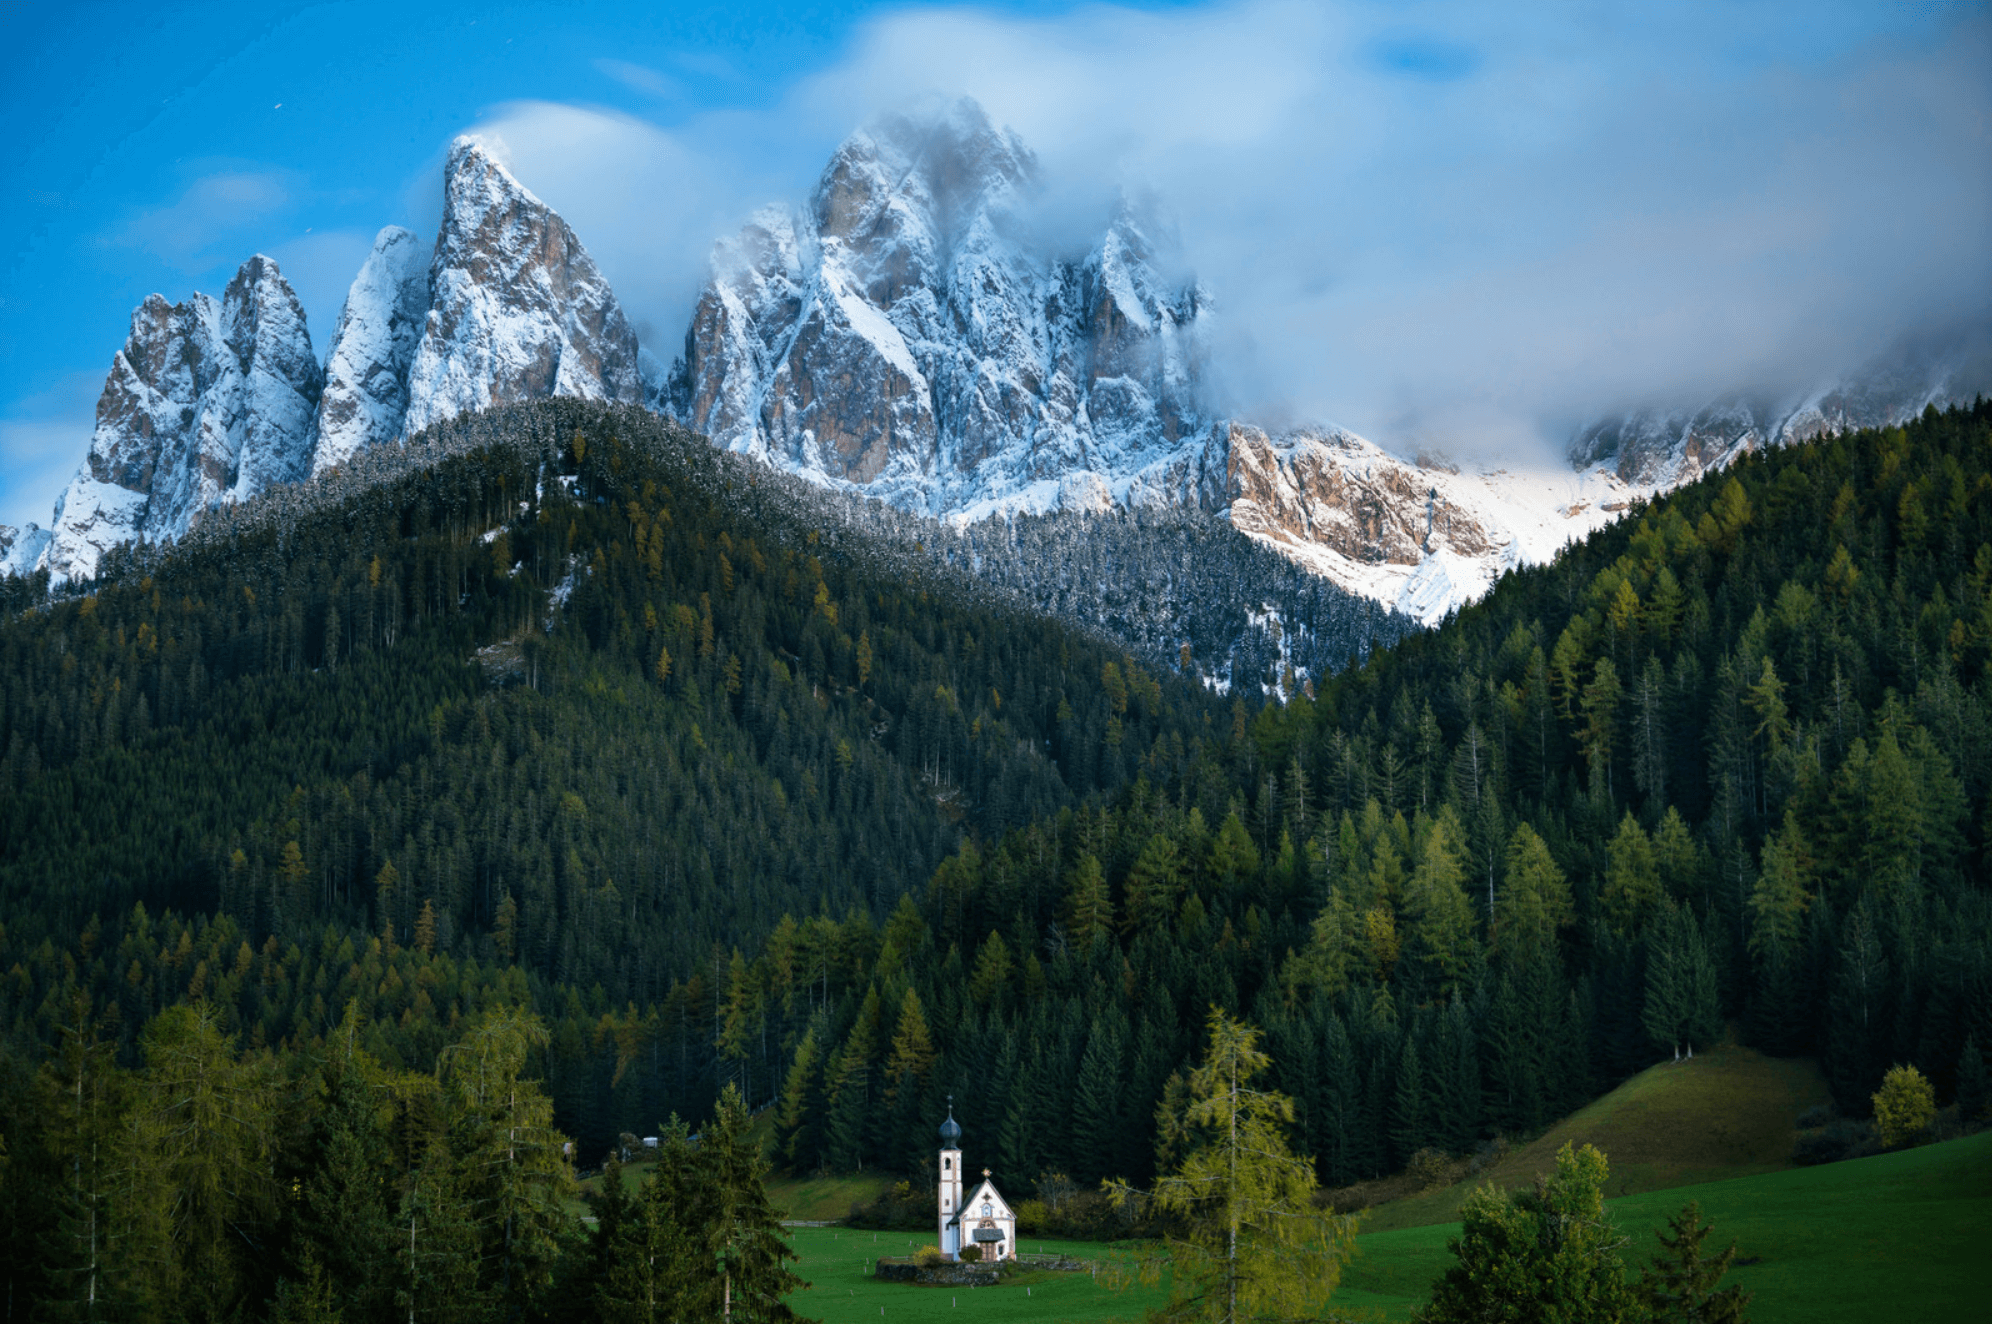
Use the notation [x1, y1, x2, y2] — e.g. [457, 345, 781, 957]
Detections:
[786, 1, 1992, 458]
[479, 0, 1989, 463]
[105, 170, 296, 271]
[595, 58, 684, 100]
[460, 101, 823, 349]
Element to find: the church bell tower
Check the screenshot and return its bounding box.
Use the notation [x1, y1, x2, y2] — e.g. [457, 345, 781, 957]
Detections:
[938, 1100, 964, 1260]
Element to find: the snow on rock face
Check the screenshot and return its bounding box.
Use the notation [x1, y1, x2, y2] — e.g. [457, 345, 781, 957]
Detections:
[669, 98, 1209, 517]
[314, 226, 431, 472]
[1571, 344, 1989, 489]
[664, 98, 1610, 624]
[0, 524, 51, 578]
[1221, 422, 1631, 626]
[39, 256, 322, 582]
[402, 136, 644, 436]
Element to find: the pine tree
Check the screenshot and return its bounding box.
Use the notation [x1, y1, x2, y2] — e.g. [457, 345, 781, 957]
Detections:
[775, 1027, 823, 1172]
[1602, 812, 1662, 935]
[1644, 905, 1722, 1059]
[1063, 853, 1114, 949]
[701, 1084, 809, 1324]
[1389, 1034, 1430, 1165]
[1496, 823, 1573, 957]
[291, 1009, 400, 1322]
[1111, 1009, 1356, 1324]
[439, 1006, 575, 1315]
[140, 1002, 281, 1322]
[1636, 1200, 1753, 1324]
[1403, 808, 1479, 999]
[967, 931, 1014, 1008]
[1123, 832, 1186, 934]
[883, 988, 936, 1103]
[396, 1139, 484, 1324]
[1072, 1018, 1127, 1183]
[1957, 1036, 1990, 1126]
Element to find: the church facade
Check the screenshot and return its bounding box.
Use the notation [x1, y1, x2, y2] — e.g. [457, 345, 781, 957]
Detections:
[937, 1105, 1017, 1263]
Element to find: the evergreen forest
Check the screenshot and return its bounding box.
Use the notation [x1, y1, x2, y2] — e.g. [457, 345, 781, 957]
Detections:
[1, 396, 1990, 1320]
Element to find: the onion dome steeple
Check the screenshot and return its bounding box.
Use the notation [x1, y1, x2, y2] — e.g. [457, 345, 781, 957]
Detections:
[939, 1098, 962, 1148]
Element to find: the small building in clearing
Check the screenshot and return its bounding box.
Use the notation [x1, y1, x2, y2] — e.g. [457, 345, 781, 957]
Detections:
[936, 1102, 1017, 1263]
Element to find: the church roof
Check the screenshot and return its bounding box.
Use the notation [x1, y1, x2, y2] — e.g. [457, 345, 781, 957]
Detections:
[945, 1176, 1015, 1229]
[939, 1103, 962, 1147]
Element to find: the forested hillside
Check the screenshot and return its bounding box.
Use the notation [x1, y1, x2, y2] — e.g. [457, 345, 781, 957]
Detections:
[3, 399, 1989, 1217]
[652, 399, 1992, 1189]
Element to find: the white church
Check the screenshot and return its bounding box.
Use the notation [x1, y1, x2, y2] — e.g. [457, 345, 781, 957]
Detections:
[937, 1102, 1017, 1263]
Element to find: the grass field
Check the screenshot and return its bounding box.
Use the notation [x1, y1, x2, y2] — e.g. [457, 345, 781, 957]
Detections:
[1357, 1042, 1829, 1232]
[785, 1230, 1167, 1323]
[1334, 1129, 1992, 1323]
[782, 1133, 1991, 1323]
[769, 1172, 897, 1221]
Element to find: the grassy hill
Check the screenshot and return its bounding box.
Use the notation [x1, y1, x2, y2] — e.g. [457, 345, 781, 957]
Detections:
[1337, 1128, 1992, 1323]
[1352, 1039, 1830, 1232]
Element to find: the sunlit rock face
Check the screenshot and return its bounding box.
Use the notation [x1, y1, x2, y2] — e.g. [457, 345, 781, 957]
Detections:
[41, 255, 323, 582]
[669, 97, 1209, 518]
[402, 135, 645, 436]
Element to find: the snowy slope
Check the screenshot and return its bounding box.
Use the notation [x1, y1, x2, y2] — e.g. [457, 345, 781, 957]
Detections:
[1572, 338, 1991, 489]
[1220, 423, 1637, 626]
[314, 226, 431, 473]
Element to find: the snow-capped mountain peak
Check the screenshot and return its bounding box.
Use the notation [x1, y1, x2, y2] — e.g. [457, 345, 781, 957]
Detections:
[668, 98, 1207, 518]
[402, 135, 645, 436]
[38, 255, 322, 582]
[314, 225, 431, 474]
[27, 135, 645, 582]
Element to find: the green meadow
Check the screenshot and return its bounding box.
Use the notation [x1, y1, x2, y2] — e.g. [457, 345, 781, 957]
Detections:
[783, 1131, 1991, 1323]
[783, 1231, 1167, 1323]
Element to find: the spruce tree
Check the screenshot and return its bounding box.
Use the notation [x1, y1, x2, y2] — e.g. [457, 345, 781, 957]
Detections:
[1636, 1200, 1753, 1324]
[701, 1084, 809, 1324]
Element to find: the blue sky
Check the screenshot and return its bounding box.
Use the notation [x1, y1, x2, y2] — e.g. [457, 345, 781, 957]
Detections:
[3, 1, 1987, 529]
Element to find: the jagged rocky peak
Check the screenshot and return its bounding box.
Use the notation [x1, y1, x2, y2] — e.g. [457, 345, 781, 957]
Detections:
[39, 255, 321, 582]
[812, 97, 1035, 273]
[669, 97, 1210, 514]
[1571, 338, 1992, 489]
[401, 134, 644, 436]
[314, 225, 431, 473]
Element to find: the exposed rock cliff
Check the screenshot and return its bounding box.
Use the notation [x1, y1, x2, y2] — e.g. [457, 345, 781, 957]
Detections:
[668, 98, 1208, 518]
[402, 136, 644, 436]
[40, 255, 322, 581]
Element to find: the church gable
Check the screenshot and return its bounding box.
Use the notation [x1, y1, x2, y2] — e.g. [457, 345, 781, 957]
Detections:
[962, 1179, 1014, 1223]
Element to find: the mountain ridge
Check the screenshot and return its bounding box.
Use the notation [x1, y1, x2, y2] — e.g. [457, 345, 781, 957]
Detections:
[10, 101, 1986, 627]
